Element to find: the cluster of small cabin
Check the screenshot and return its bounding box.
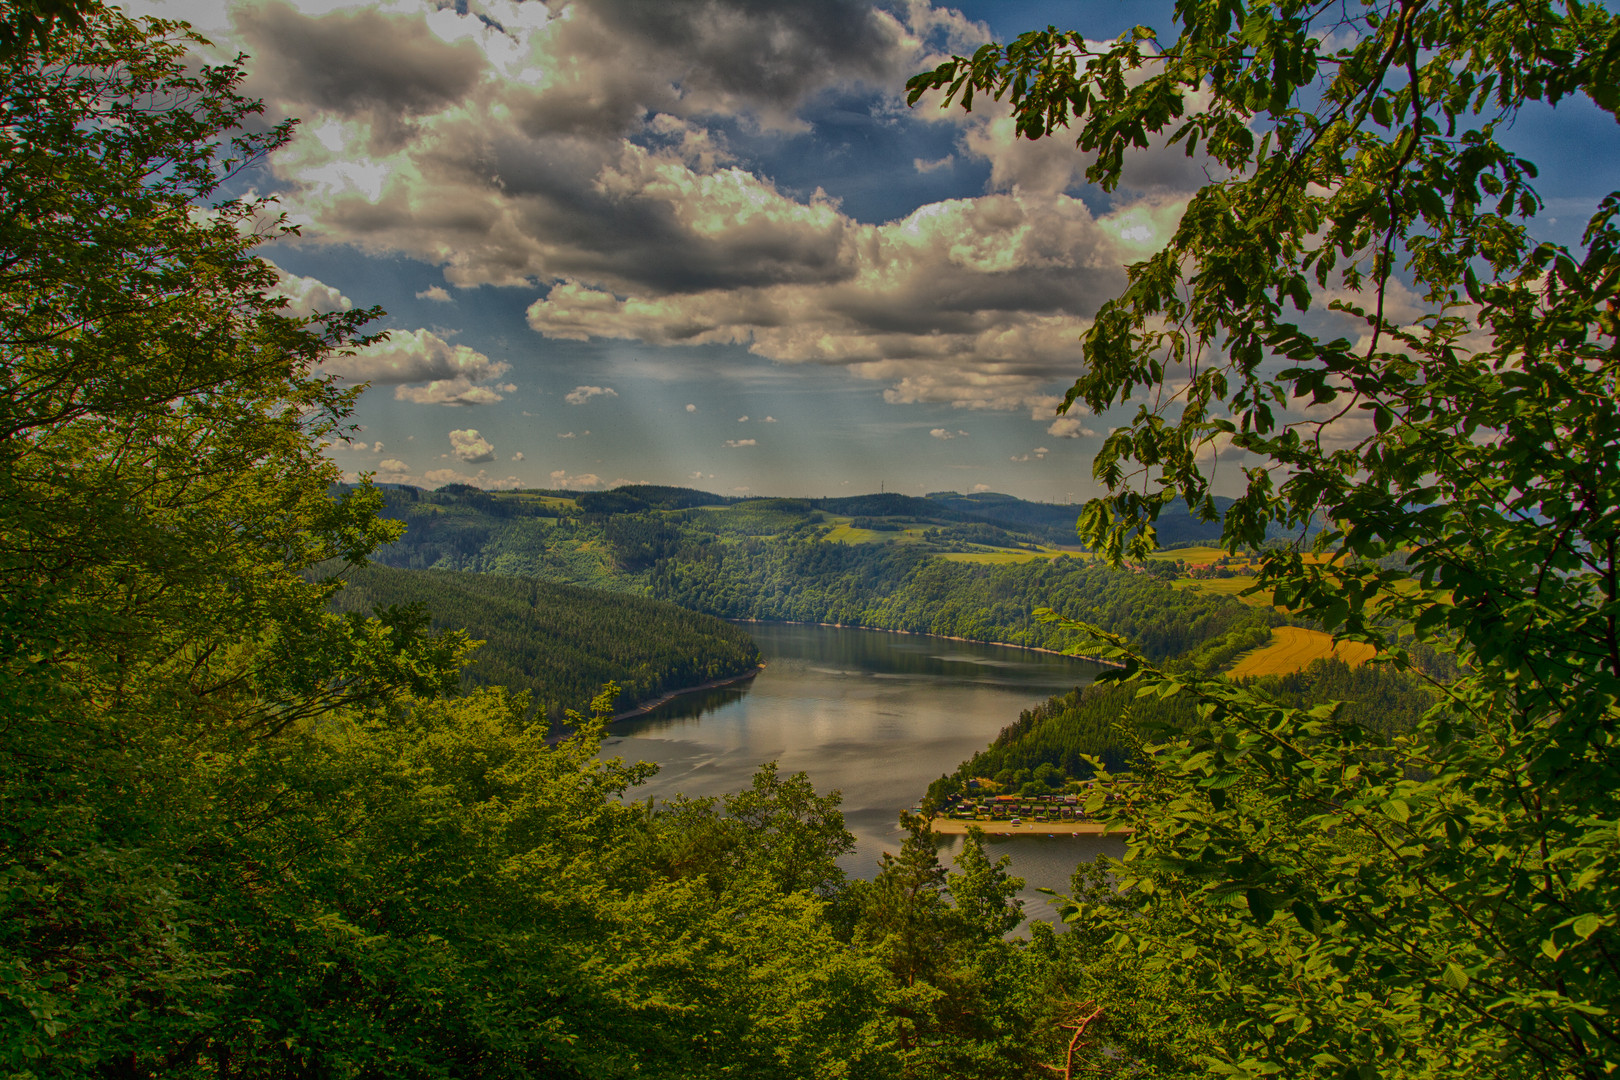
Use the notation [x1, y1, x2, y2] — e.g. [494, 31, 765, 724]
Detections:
[941, 792, 1094, 824]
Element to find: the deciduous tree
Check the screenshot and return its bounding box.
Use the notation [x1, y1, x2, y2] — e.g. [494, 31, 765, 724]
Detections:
[913, 1, 1620, 1076]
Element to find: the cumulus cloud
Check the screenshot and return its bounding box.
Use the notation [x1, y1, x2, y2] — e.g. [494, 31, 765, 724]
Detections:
[725, 438, 756, 448]
[565, 385, 618, 405]
[416, 285, 453, 302]
[761, 415, 777, 422]
[224, 0, 1151, 412]
[1010, 446, 1051, 462]
[273, 268, 353, 317]
[251, 0, 983, 285]
[685, 403, 697, 412]
[1048, 417, 1098, 439]
[738, 415, 749, 422]
[525, 192, 1179, 412]
[970, 482, 991, 492]
[448, 428, 495, 463]
[549, 470, 605, 490]
[215, 0, 1217, 414]
[929, 428, 955, 440]
[423, 467, 525, 489]
[355, 456, 523, 489]
[511, 451, 524, 461]
[951, 74, 1218, 199]
[326, 328, 512, 406]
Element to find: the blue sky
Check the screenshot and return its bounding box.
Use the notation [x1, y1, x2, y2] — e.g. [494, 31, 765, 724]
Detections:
[136, 0, 1616, 501]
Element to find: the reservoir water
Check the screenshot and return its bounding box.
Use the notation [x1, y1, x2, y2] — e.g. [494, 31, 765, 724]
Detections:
[602, 621, 1128, 923]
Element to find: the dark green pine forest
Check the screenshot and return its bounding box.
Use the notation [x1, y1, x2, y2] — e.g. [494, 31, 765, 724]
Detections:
[327, 563, 762, 722]
[5, 4, 1617, 1080]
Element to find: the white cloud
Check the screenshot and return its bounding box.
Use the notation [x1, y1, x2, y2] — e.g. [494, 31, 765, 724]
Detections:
[558, 431, 576, 439]
[725, 438, 757, 448]
[565, 385, 618, 405]
[761, 415, 777, 422]
[1048, 417, 1098, 439]
[549, 470, 606, 490]
[423, 467, 524, 489]
[448, 428, 495, 463]
[326, 328, 511, 406]
[271, 268, 353, 317]
[685, 403, 697, 412]
[523, 191, 1186, 413]
[511, 451, 524, 461]
[970, 482, 991, 492]
[396, 379, 514, 406]
[376, 458, 410, 474]
[415, 285, 453, 302]
[738, 415, 748, 422]
[913, 154, 954, 173]
[929, 428, 955, 440]
[1010, 446, 1051, 462]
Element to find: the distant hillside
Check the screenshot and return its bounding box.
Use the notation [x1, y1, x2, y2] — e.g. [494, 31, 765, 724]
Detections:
[327, 563, 761, 724]
[355, 484, 1277, 672]
[924, 490, 1234, 546]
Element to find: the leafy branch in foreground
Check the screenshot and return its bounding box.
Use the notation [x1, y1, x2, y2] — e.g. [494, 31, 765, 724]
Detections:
[916, 2, 1620, 1076]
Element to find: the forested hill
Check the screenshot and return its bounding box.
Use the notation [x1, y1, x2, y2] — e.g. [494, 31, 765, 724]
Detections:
[363, 484, 1278, 665]
[653, 540, 1272, 660]
[328, 564, 761, 722]
[926, 657, 1439, 803]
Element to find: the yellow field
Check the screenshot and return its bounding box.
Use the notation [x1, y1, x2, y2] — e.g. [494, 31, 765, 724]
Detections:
[1146, 545, 1228, 563]
[1169, 577, 1283, 610]
[824, 521, 915, 544]
[1228, 626, 1376, 677]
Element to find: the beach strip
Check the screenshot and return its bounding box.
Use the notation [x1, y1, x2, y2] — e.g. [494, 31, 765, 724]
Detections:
[927, 819, 1131, 837]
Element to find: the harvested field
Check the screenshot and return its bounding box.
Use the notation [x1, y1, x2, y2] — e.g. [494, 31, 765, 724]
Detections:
[1228, 626, 1376, 677]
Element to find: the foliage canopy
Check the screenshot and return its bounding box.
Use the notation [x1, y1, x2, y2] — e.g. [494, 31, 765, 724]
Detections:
[0, 11, 1156, 1077]
[911, 0, 1620, 1076]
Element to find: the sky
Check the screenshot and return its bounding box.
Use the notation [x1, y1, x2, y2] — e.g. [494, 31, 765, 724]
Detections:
[129, 0, 1617, 502]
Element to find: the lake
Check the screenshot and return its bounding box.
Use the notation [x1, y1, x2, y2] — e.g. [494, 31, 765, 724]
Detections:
[601, 621, 1128, 923]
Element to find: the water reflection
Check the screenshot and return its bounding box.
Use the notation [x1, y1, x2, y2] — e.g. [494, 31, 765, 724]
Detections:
[603, 622, 1112, 920]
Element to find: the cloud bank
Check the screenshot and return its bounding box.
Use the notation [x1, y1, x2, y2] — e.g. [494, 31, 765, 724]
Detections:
[201, 0, 1208, 415]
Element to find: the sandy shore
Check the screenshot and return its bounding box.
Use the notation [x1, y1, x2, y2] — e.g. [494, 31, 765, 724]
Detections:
[927, 819, 1131, 837]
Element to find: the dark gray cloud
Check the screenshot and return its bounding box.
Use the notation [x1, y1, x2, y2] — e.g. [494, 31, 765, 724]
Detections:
[238, 2, 485, 127]
[521, 0, 907, 136]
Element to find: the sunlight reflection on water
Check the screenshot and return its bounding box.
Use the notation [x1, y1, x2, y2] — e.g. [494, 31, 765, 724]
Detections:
[602, 622, 1117, 924]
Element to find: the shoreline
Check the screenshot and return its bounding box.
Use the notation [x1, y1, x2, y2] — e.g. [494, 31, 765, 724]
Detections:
[928, 819, 1132, 837]
[729, 618, 1124, 669]
[610, 664, 765, 722]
